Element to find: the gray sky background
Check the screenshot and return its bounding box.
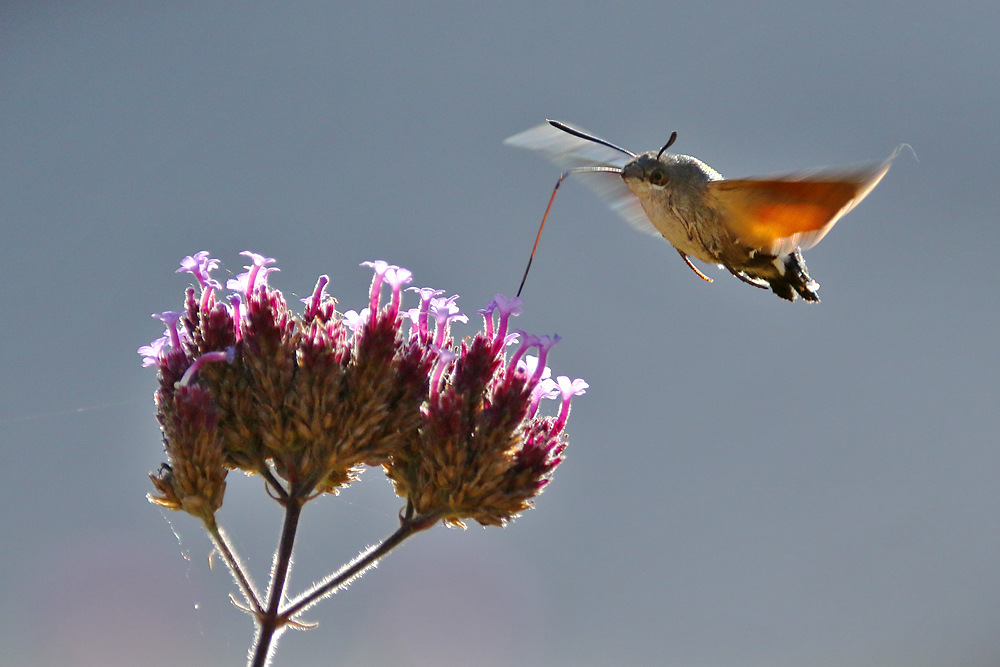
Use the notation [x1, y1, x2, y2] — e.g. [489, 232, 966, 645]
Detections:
[2, 2, 998, 666]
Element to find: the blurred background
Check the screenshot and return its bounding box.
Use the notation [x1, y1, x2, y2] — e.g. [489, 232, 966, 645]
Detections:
[1, 2, 998, 665]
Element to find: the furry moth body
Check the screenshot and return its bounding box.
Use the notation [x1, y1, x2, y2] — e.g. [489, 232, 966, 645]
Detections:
[506, 120, 894, 302]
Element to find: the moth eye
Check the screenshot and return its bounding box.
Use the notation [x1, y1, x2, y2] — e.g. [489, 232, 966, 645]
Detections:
[649, 169, 669, 186]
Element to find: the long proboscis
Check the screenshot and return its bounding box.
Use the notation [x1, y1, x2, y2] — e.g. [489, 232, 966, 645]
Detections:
[516, 165, 623, 297]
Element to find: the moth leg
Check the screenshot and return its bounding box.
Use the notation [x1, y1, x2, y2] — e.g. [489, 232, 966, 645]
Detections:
[725, 265, 769, 290]
[676, 249, 713, 283]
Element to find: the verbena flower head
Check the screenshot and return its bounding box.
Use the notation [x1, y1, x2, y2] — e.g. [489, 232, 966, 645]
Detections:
[143, 252, 585, 527]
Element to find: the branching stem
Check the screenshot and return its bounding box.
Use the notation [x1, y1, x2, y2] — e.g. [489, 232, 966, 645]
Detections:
[259, 465, 289, 501]
[204, 518, 263, 614]
[280, 513, 438, 621]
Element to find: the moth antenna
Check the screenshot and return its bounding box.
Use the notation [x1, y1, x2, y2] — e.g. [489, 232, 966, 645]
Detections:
[547, 120, 636, 158]
[516, 165, 622, 297]
[656, 131, 678, 160]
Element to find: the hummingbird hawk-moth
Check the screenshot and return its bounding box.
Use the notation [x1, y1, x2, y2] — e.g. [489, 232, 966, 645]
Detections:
[506, 120, 896, 302]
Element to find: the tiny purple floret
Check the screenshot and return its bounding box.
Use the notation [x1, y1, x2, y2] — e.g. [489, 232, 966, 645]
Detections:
[481, 295, 523, 352]
[238, 251, 278, 296]
[528, 376, 560, 418]
[342, 308, 369, 334]
[428, 295, 467, 347]
[529, 335, 560, 383]
[177, 251, 221, 289]
[361, 260, 394, 318]
[153, 311, 183, 352]
[138, 336, 169, 367]
[408, 287, 444, 343]
[553, 376, 588, 432]
[516, 354, 552, 383]
[507, 331, 539, 374]
[430, 347, 457, 392]
[383, 266, 413, 319]
[226, 272, 250, 295]
[177, 251, 222, 311]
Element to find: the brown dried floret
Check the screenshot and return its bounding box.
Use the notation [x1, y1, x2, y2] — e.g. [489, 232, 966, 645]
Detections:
[149, 385, 228, 521]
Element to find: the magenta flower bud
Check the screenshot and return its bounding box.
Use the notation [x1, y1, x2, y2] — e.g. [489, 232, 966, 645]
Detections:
[228, 294, 243, 342]
[301, 275, 331, 321]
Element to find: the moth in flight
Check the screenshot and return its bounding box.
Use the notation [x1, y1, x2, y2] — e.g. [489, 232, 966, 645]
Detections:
[506, 120, 895, 302]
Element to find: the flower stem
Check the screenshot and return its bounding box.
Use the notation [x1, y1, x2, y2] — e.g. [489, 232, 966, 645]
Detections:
[203, 518, 263, 614]
[249, 495, 304, 667]
[279, 513, 438, 622]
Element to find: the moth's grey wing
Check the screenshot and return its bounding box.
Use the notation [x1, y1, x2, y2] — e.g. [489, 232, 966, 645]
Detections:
[571, 170, 659, 237]
[504, 122, 660, 236]
[504, 121, 631, 170]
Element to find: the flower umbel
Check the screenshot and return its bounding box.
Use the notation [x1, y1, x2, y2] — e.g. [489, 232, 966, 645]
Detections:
[141, 253, 585, 666]
[383, 330, 570, 527]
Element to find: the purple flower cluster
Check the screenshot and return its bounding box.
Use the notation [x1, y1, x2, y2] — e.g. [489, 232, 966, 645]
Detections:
[143, 252, 586, 527]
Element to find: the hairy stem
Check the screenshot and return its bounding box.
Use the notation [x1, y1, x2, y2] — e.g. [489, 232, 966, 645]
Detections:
[249, 496, 304, 667]
[279, 512, 438, 621]
[204, 518, 263, 614]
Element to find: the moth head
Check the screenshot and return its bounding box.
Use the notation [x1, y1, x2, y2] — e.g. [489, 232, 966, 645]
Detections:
[621, 152, 722, 198]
